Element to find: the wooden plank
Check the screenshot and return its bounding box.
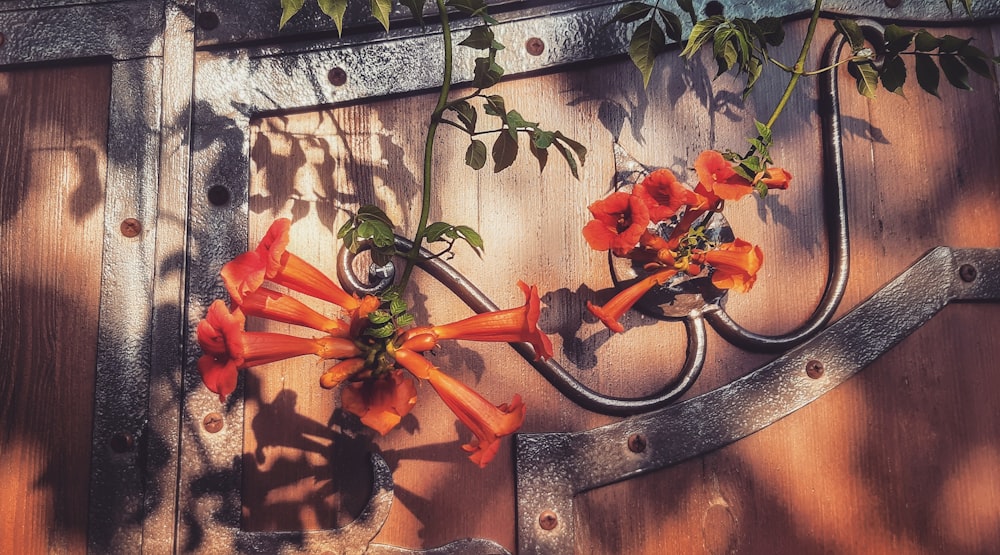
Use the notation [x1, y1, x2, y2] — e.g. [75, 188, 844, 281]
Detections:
[240, 19, 1000, 553]
[0, 62, 110, 554]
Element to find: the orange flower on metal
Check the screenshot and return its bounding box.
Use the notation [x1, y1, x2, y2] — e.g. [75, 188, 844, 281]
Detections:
[582, 191, 650, 257]
[695, 150, 791, 201]
[633, 168, 703, 221]
[405, 281, 553, 361]
[696, 238, 764, 293]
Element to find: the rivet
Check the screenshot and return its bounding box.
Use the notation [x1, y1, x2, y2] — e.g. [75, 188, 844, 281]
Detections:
[704, 1, 724, 16]
[109, 432, 134, 453]
[196, 11, 220, 31]
[627, 433, 647, 453]
[806, 359, 825, 379]
[203, 412, 224, 433]
[538, 510, 558, 531]
[884, 0, 902, 7]
[120, 218, 142, 238]
[959, 264, 977, 283]
[526, 37, 545, 56]
[328, 67, 347, 86]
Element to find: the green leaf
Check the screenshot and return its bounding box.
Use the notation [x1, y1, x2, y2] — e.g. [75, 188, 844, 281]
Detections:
[337, 218, 354, 239]
[675, 0, 696, 24]
[394, 313, 415, 327]
[358, 204, 393, 225]
[492, 132, 518, 172]
[455, 225, 485, 251]
[365, 323, 396, 339]
[681, 16, 723, 59]
[915, 53, 941, 97]
[657, 9, 683, 42]
[853, 61, 879, 99]
[369, 221, 394, 248]
[460, 25, 495, 49]
[914, 30, 941, 52]
[399, 0, 426, 25]
[532, 130, 554, 149]
[880, 55, 907, 95]
[473, 58, 504, 88]
[754, 120, 772, 144]
[714, 29, 739, 75]
[465, 139, 488, 170]
[552, 141, 579, 179]
[451, 100, 477, 132]
[316, 0, 348, 34]
[368, 309, 392, 325]
[483, 95, 506, 116]
[939, 34, 972, 53]
[528, 140, 548, 173]
[279, 0, 305, 29]
[553, 132, 587, 165]
[884, 24, 914, 54]
[370, 0, 392, 31]
[834, 19, 865, 51]
[611, 2, 652, 24]
[939, 54, 972, 90]
[629, 18, 666, 87]
[389, 298, 408, 316]
[425, 221, 453, 242]
[960, 44, 995, 78]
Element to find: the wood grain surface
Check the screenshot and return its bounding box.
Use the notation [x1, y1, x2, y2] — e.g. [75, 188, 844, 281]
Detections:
[0, 62, 110, 554]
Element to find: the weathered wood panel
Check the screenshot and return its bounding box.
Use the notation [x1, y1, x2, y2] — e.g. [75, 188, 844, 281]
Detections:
[241, 17, 1000, 553]
[0, 63, 110, 554]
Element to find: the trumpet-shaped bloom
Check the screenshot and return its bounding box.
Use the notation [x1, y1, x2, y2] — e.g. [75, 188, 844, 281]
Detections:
[582, 191, 650, 257]
[587, 269, 677, 333]
[221, 218, 361, 312]
[423, 363, 525, 468]
[320, 357, 366, 389]
[196, 299, 362, 402]
[240, 287, 351, 337]
[341, 370, 418, 435]
[698, 238, 764, 293]
[695, 150, 791, 201]
[407, 281, 553, 361]
[633, 169, 700, 221]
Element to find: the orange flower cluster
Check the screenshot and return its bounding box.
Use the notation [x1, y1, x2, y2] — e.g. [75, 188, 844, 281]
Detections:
[584, 151, 790, 332]
[196, 218, 553, 467]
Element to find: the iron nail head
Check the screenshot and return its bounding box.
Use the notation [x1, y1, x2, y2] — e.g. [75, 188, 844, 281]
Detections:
[329, 67, 348, 86]
[203, 412, 224, 433]
[627, 433, 647, 453]
[959, 264, 977, 283]
[806, 359, 825, 379]
[539, 510, 558, 531]
[120, 218, 142, 238]
[526, 37, 545, 56]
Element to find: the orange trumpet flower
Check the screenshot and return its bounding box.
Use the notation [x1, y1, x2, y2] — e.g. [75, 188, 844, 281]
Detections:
[697, 238, 764, 293]
[404, 281, 553, 361]
[633, 169, 701, 221]
[240, 287, 351, 337]
[221, 218, 361, 312]
[582, 191, 650, 257]
[587, 268, 678, 333]
[341, 369, 418, 436]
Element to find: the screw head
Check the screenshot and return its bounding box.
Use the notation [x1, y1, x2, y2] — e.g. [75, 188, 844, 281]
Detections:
[328, 67, 347, 86]
[538, 510, 558, 531]
[120, 218, 142, 238]
[884, 0, 902, 7]
[806, 359, 825, 379]
[526, 37, 545, 56]
[959, 264, 977, 283]
[203, 412, 224, 433]
[627, 433, 647, 453]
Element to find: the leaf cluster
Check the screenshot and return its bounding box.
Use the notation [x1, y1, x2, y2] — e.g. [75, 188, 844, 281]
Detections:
[681, 15, 784, 98]
[424, 221, 484, 257]
[725, 120, 778, 197]
[836, 20, 998, 99]
[337, 204, 396, 264]
[611, 0, 696, 87]
[438, 0, 587, 177]
[364, 290, 415, 339]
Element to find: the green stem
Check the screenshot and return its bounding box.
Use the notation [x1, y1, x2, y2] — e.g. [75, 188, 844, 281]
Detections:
[398, 0, 454, 293]
[765, 0, 823, 129]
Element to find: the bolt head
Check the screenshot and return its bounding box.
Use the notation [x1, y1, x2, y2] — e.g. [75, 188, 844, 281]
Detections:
[525, 37, 545, 56]
[538, 510, 558, 531]
[959, 264, 977, 283]
[806, 360, 825, 379]
[627, 433, 647, 453]
[328, 67, 348, 86]
[120, 218, 142, 238]
[203, 412, 224, 433]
